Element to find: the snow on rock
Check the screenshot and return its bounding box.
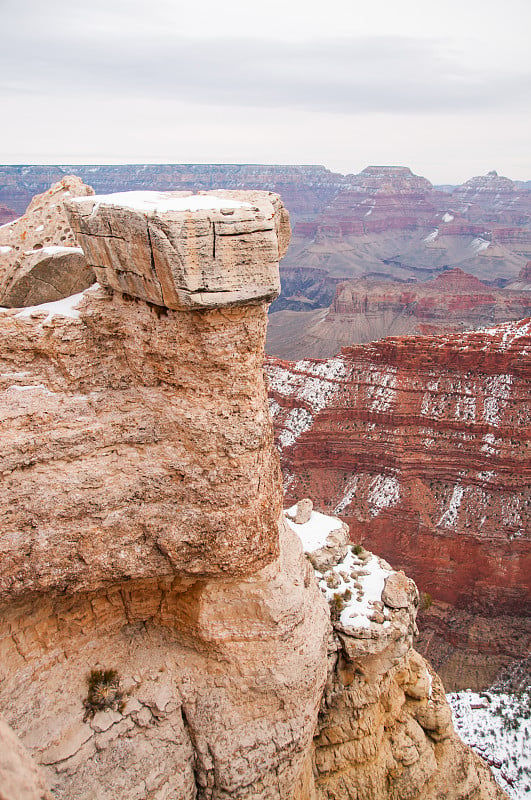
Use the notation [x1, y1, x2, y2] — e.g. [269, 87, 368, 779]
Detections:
[438, 484, 464, 527]
[442, 212, 454, 222]
[470, 237, 490, 254]
[23, 245, 84, 257]
[285, 507, 343, 553]
[424, 228, 439, 243]
[367, 474, 401, 517]
[70, 191, 253, 215]
[269, 356, 349, 450]
[318, 549, 391, 631]
[1, 288, 92, 325]
[0, 245, 13, 254]
[278, 407, 313, 449]
[334, 476, 360, 515]
[447, 689, 531, 799]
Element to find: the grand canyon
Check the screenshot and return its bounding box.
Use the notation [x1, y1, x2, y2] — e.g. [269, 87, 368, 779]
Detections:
[0, 167, 529, 799]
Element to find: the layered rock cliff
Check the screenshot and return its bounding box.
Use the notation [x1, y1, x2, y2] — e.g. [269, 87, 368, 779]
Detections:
[0, 189, 505, 799]
[268, 321, 530, 686]
[266, 268, 531, 359]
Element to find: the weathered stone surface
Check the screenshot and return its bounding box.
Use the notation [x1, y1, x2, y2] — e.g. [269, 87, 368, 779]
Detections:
[0, 176, 95, 307]
[305, 540, 506, 800]
[0, 716, 53, 800]
[0, 190, 507, 800]
[65, 190, 290, 310]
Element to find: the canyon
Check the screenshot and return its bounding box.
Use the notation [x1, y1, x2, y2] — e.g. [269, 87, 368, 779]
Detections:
[267, 318, 530, 690]
[266, 267, 531, 359]
[0, 188, 506, 799]
[2, 164, 529, 358]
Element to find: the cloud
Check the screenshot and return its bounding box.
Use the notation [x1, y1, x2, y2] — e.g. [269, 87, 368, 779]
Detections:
[2, 20, 529, 116]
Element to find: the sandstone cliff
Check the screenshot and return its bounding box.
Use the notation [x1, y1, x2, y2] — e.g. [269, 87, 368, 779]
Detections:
[0, 189, 505, 799]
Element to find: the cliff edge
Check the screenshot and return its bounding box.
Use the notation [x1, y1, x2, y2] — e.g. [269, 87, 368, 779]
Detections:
[0, 190, 505, 799]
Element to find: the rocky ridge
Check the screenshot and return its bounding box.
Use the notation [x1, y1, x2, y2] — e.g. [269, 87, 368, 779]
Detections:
[0, 189, 506, 799]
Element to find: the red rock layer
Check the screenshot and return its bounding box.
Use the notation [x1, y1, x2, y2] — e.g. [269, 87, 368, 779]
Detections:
[267, 319, 531, 617]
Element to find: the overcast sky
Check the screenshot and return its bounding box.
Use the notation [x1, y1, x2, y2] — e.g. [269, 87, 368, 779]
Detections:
[2, 0, 530, 183]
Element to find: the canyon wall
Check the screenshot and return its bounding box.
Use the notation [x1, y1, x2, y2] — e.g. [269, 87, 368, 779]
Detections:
[0, 189, 506, 799]
[268, 320, 531, 686]
[266, 268, 531, 359]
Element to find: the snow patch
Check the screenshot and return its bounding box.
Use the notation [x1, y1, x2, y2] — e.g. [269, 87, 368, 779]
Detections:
[424, 229, 438, 243]
[438, 485, 463, 527]
[447, 690, 531, 799]
[367, 475, 400, 517]
[10, 290, 88, 324]
[442, 212, 454, 222]
[70, 191, 253, 215]
[23, 245, 84, 257]
[334, 476, 359, 515]
[285, 508, 342, 553]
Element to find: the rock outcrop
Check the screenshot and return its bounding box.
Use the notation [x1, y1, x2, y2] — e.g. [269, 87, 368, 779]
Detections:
[268, 320, 531, 686]
[0, 190, 505, 799]
[0, 176, 95, 307]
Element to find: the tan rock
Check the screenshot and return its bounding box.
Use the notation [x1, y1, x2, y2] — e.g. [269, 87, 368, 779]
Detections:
[294, 498, 313, 524]
[0, 176, 95, 307]
[65, 190, 290, 310]
[0, 716, 52, 800]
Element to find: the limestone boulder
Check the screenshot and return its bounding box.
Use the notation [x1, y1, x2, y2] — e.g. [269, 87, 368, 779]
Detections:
[65, 190, 290, 310]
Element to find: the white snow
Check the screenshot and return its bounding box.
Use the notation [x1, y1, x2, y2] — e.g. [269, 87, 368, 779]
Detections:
[0, 245, 13, 254]
[442, 212, 454, 222]
[23, 245, 84, 257]
[470, 237, 490, 253]
[70, 191, 253, 215]
[0, 217, 21, 228]
[438, 484, 464, 527]
[285, 507, 342, 553]
[6, 384, 54, 396]
[424, 228, 439, 243]
[367, 474, 401, 517]
[334, 476, 359, 515]
[447, 690, 531, 799]
[278, 407, 313, 449]
[318, 549, 391, 630]
[366, 367, 397, 413]
[10, 290, 87, 324]
[35, 224, 44, 232]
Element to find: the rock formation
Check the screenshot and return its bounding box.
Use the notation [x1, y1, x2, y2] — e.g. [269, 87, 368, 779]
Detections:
[268, 320, 531, 688]
[266, 268, 531, 359]
[0, 189, 506, 799]
[0, 176, 95, 307]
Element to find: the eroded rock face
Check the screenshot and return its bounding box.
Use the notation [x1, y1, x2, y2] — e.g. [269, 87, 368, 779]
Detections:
[267, 268, 531, 359]
[66, 190, 290, 310]
[0, 191, 506, 799]
[0, 176, 95, 307]
[268, 321, 531, 687]
[286, 508, 506, 800]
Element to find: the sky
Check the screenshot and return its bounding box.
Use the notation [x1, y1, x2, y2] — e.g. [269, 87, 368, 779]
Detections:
[1, 0, 530, 183]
